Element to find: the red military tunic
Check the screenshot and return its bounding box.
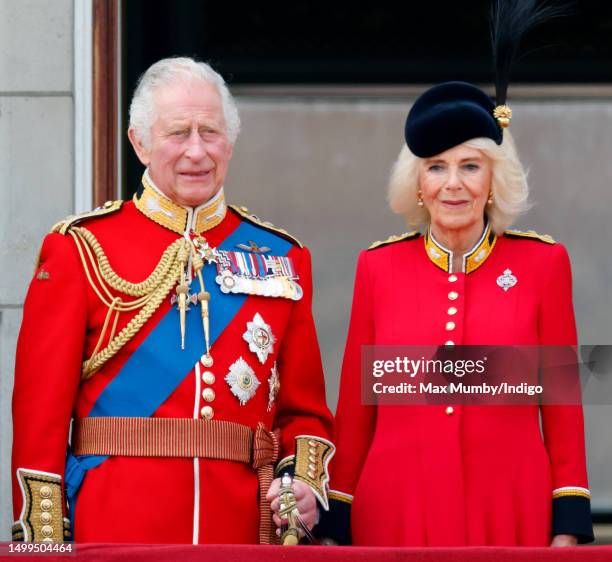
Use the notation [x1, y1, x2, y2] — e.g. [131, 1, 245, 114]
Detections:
[12, 176, 334, 544]
[326, 223, 592, 546]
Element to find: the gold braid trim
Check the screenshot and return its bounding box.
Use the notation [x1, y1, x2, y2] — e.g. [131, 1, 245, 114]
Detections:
[229, 205, 303, 248]
[368, 231, 420, 251]
[293, 436, 335, 511]
[72, 226, 180, 297]
[16, 469, 65, 543]
[80, 270, 179, 378]
[67, 226, 183, 379]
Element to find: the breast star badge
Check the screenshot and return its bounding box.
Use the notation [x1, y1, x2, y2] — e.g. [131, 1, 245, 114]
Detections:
[243, 313, 276, 364]
[225, 357, 260, 405]
[496, 268, 518, 292]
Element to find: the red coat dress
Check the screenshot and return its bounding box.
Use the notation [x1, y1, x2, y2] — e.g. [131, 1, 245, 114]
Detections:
[12, 177, 334, 544]
[324, 223, 592, 546]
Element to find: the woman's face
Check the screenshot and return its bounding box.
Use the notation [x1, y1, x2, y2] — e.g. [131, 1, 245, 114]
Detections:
[418, 143, 492, 235]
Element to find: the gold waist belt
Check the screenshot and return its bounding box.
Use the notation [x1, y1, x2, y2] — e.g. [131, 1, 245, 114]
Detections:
[71, 417, 280, 544]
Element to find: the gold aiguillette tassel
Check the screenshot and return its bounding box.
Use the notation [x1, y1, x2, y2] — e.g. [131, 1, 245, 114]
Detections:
[176, 240, 190, 350]
[192, 251, 211, 357]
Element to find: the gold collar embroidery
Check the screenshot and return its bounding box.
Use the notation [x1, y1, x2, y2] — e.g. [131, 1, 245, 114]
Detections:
[134, 173, 227, 235]
[424, 223, 497, 274]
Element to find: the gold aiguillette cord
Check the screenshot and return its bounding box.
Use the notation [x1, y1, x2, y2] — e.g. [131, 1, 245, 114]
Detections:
[192, 247, 212, 365]
[175, 235, 212, 365]
[175, 240, 190, 350]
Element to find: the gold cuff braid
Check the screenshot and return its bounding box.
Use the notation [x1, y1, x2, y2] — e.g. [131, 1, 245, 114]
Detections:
[293, 436, 335, 510]
[16, 469, 67, 543]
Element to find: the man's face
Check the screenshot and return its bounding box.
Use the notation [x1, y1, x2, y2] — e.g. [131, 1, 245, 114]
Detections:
[129, 80, 234, 207]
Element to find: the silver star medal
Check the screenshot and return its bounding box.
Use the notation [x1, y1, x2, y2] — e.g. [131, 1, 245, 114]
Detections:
[267, 362, 280, 412]
[170, 292, 197, 308]
[497, 268, 518, 292]
[217, 269, 239, 293]
[225, 357, 260, 405]
[197, 240, 219, 264]
[243, 313, 276, 364]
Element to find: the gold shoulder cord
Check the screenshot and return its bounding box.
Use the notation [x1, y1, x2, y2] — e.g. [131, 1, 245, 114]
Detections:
[68, 226, 184, 379]
[229, 205, 303, 248]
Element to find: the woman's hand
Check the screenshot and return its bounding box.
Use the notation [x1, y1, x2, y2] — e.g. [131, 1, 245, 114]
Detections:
[266, 478, 318, 534]
[550, 534, 578, 547]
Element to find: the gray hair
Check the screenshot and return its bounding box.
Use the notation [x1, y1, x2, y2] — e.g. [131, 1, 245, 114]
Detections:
[387, 131, 530, 235]
[129, 57, 241, 147]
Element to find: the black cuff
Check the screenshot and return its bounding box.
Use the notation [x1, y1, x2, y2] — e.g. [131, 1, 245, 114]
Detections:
[275, 457, 295, 478]
[12, 522, 24, 541]
[314, 497, 351, 545]
[552, 496, 594, 544]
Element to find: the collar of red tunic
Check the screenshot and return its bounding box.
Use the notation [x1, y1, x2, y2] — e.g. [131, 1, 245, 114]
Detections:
[133, 170, 227, 235]
[424, 222, 498, 274]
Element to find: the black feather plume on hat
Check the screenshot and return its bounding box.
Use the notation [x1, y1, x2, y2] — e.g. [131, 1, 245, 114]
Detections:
[491, 0, 573, 105]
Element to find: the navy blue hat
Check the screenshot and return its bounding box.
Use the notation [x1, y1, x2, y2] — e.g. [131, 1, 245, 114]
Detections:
[404, 82, 503, 158]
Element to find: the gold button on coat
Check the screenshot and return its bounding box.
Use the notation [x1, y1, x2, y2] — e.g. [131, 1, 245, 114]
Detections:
[40, 512, 52, 524]
[40, 499, 53, 511]
[445, 340, 455, 347]
[41, 525, 54, 537]
[446, 321, 456, 331]
[448, 291, 459, 301]
[448, 306, 457, 316]
[445, 406, 454, 415]
[39, 485, 52, 499]
[200, 406, 214, 420]
[202, 388, 215, 402]
[448, 274, 458, 282]
[202, 371, 215, 385]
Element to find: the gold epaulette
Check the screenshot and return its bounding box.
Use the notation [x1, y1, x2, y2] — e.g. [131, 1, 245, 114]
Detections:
[229, 205, 303, 248]
[368, 231, 420, 251]
[504, 229, 555, 244]
[51, 200, 123, 235]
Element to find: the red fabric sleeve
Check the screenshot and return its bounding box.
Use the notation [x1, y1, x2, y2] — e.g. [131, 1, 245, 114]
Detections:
[12, 233, 87, 522]
[538, 243, 592, 541]
[539, 243, 589, 490]
[329, 250, 377, 496]
[274, 246, 334, 458]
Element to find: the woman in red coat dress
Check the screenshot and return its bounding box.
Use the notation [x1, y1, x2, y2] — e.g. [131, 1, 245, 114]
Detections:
[319, 80, 593, 547]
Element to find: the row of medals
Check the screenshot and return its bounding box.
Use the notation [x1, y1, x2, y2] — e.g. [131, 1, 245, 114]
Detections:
[216, 269, 303, 301]
[191, 234, 303, 302]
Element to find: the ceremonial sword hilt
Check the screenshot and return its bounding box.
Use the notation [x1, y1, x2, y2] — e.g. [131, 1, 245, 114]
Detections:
[278, 473, 316, 545]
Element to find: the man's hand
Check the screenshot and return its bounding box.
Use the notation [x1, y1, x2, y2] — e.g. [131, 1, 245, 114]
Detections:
[550, 534, 578, 547]
[266, 477, 318, 533]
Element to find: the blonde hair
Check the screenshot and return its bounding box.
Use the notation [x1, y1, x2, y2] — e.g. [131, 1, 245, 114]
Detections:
[387, 132, 530, 234]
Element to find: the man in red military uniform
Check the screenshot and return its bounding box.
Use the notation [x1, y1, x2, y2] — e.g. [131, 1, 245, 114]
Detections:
[11, 57, 334, 544]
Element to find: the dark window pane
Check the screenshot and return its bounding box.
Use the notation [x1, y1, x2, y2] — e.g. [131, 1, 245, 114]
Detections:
[122, 0, 612, 195]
